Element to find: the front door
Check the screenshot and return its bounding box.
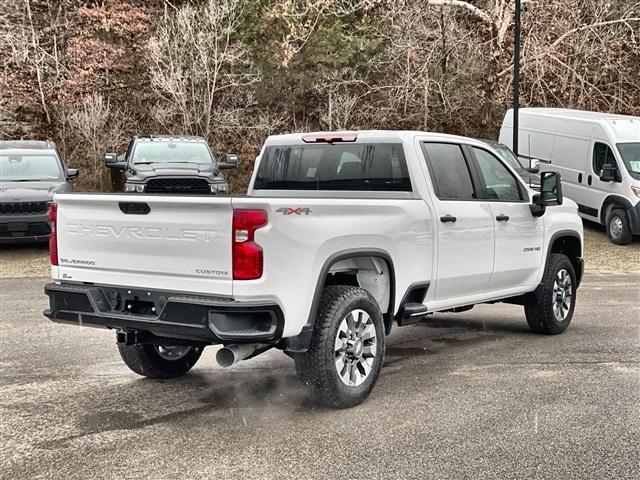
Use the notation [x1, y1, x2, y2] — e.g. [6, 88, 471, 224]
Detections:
[583, 141, 624, 220]
[469, 146, 544, 290]
[420, 142, 495, 301]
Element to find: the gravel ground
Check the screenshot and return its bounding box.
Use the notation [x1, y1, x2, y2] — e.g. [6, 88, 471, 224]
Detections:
[1, 221, 637, 279]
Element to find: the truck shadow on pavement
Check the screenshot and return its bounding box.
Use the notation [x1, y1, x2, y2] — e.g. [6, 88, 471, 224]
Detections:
[37, 312, 534, 449]
[383, 313, 530, 367]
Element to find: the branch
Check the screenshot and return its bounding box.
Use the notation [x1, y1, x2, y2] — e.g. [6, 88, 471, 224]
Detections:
[498, 17, 640, 78]
[425, 0, 492, 24]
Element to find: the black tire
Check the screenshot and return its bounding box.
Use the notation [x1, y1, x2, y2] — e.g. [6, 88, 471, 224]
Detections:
[294, 285, 385, 408]
[606, 208, 633, 245]
[524, 253, 576, 334]
[118, 342, 203, 379]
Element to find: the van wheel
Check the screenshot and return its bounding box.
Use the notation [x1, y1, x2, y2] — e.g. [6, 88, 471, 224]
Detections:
[524, 253, 576, 334]
[118, 342, 203, 379]
[294, 285, 385, 408]
[606, 208, 633, 245]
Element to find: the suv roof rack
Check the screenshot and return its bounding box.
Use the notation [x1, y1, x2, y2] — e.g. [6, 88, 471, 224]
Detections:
[0, 140, 56, 150]
[134, 135, 206, 142]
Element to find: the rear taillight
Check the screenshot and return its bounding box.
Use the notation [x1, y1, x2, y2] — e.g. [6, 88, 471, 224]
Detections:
[48, 202, 58, 265]
[232, 209, 267, 280]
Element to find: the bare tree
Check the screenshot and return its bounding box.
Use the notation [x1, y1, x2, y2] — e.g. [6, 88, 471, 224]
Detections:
[58, 94, 129, 191]
[149, 0, 259, 140]
[0, 94, 17, 138]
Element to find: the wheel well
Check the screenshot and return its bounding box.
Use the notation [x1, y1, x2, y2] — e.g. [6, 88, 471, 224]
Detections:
[320, 255, 395, 335]
[600, 196, 631, 225]
[550, 235, 582, 284]
[324, 256, 392, 313]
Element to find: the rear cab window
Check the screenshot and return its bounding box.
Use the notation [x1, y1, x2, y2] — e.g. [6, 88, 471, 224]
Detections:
[253, 143, 412, 191]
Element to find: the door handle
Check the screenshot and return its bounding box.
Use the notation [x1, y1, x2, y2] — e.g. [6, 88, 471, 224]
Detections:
[496, 214, 510, 222]
[440, 215, 457, 223]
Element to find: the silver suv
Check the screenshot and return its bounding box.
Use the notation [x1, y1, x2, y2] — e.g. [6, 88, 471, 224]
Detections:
[0, 140, 78, 243]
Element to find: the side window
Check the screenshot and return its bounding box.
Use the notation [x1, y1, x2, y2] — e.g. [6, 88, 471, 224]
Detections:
[422, 143, 476, 200]
[592, 142, 617, 174]
[472, 147, 524, 202]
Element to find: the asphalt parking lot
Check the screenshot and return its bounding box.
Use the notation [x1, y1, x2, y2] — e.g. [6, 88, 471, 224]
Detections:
[1, 273, 638, 479]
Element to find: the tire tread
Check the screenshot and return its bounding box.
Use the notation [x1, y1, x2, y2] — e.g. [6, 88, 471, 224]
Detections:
[118, 342, 202, 379]
[525, 253, 576, 334]
[295, 285, 384, 408]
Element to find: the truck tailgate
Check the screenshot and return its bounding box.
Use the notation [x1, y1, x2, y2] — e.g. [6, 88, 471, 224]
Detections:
[54, 194, 233, 296]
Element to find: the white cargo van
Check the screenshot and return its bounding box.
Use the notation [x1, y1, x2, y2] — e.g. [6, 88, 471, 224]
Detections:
[499, 108, 640, 244]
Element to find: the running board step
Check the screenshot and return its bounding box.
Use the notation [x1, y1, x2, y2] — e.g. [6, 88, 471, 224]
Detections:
[398, 303, 429, 326]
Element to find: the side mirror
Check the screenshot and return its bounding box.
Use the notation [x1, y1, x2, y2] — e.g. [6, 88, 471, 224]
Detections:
[599, 163, 617, 182]
[530, 171, 563, 217]
[218, 153, 238, 170]
[104, 152, 126, 169]
[66, 168, 79, 180]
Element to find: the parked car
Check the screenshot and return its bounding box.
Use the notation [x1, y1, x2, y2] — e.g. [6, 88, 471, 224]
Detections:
[105, 135, 236, 195]
[0, 140, 78, 243]
[480, 139, 540, 189]
[499, 108, 640, 244]
[44, 131, 583, 408]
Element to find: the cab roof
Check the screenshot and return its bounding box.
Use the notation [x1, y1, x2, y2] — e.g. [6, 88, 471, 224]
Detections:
[263, 130, 486, 146]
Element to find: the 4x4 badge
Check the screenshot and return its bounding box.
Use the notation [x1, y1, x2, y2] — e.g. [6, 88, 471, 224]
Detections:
[276, 207, 311, 215]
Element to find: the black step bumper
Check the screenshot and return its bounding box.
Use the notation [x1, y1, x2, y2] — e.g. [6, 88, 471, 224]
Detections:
[44, 282, 284, 345]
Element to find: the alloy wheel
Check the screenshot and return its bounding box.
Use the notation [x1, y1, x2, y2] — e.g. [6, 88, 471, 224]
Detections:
[334, 309, 377, 387]
[552, 269, 572, 322]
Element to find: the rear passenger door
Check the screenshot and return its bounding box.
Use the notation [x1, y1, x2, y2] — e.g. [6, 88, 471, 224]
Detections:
[421, 143, 494, 302]
[469, 146, 544, 291]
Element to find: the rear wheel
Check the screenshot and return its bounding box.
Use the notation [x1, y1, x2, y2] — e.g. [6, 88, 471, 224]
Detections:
[606, 208, 633, 245]
[524, 253, 576, 334]
[295, 286, 385, 408]
[118, 341, 203, 379]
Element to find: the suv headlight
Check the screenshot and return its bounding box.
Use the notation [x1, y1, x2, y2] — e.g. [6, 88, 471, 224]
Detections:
[210, 182, 228, 194]
[125, 183, 145, 193]
[631, 186, 640, 199]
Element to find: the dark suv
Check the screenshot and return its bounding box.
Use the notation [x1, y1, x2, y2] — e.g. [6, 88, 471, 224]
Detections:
[0, 140, 78, 243]
[105, 136, 237, 194]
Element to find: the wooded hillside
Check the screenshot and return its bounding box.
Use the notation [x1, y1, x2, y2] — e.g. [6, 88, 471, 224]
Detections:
[1, 0, 638, 192]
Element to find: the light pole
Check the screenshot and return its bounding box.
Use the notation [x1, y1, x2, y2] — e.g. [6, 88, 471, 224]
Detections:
[513, 0, 521, 158]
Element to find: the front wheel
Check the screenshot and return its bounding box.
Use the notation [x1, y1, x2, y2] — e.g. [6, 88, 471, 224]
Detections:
[295, 286, 385, 408]
[606, 208, 633, 245]
[118, 341, 203, 379]
[524, 253, 576, 334]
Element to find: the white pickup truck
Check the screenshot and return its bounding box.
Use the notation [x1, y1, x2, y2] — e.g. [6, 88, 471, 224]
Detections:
[45, 131, 583, 408]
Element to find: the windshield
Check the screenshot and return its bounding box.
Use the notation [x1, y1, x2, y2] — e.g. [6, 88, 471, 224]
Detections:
[492, 144, 524, 170]
[131, 142, 214, 165]
[0, 154, 62, 181]
[617, 143, 640, 179]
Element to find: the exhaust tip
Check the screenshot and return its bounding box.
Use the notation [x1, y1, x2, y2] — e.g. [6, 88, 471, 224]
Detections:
[216, 347, 236, 368]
